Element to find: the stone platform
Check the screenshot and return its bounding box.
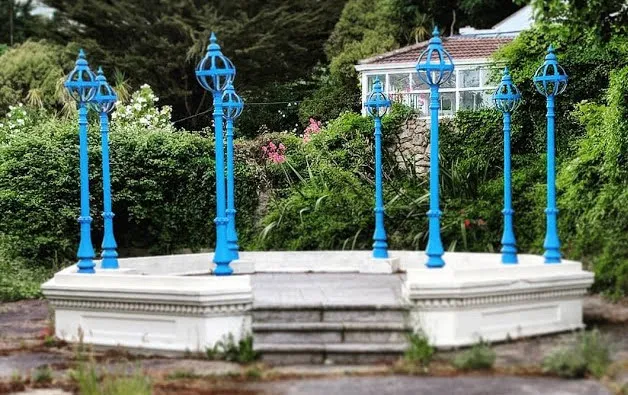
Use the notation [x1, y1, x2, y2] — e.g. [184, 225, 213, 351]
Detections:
[42, 251, 594, 361]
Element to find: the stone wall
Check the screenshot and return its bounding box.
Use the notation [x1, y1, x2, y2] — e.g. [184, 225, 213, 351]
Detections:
[389, 115, 430, 175]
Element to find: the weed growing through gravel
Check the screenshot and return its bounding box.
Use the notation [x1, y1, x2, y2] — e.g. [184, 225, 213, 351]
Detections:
[206, 334, 259, 363]
[404, 331, 434, 368]
[452, 340, 496, 371]
[31, 365, 52, 383]
[543, 329, 611, 378]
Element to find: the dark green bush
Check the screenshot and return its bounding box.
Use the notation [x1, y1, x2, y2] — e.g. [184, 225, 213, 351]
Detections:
[404, 331, 434, 368]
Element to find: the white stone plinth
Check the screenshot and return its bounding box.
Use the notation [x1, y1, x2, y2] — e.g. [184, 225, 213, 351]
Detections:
[403, 253, 594, 348]
[359, 257, 401, 273]
[212, 259, 255, 275]
[42, 265, 253, 353]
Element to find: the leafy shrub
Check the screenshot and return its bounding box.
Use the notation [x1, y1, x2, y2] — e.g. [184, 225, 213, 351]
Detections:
[0, 40, 75, 114]
[206, 334, 258, 364]
[404, 331, 434, 367]
[542, 329, 611, 378]
[557, 66, 628, 297]
[452, 341, 496, 371]
[0, 258, 51, 301]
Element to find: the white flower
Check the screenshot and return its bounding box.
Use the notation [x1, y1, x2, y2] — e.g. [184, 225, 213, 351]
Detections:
[141, 83, 150, 89]
[133, 103, 142, 111]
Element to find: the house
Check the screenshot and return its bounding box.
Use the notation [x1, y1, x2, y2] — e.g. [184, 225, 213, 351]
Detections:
[355, 6, 534, 116]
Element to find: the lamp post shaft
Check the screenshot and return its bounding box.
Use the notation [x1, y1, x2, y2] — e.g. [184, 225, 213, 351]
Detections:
[501, 112, 517, 263]
[213, 92, 232, 275]
[226, 118, 239, 260]
[372, 116, 388, 258]
[77, 104, 95, 273]
[99, 111, 119, 269]
[544, 95, 561, 263]
[426, 85, 444, 268]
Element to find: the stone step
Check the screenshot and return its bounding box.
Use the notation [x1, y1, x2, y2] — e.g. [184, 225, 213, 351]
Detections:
[252, 322, 410, 344]
[254, 342, 408, 365]
[252, 305, 409, 324]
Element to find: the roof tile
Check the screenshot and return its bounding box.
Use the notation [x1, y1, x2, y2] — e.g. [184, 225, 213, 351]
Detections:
[359, 36, 513, 65]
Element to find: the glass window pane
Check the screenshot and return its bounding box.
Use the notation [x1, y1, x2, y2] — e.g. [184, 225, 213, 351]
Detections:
[439, 92, 456, 116]
[441, 71, 456, 88]
[459, 90, 494, 111]
[367, 74, 385, 90]
[389, 73, 411, 92]
[481, 68, 500, 87]
[411, 73, 428, 90]
[389, 92, 429, 115]
[461, 69, 480, 88]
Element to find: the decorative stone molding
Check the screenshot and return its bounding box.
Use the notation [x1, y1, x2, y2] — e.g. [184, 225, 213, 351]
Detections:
[47, 299, 252, 317]
[403, 252, 594, 348]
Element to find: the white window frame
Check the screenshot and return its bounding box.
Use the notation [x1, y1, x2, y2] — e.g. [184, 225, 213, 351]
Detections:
[359, 60, 500, 118]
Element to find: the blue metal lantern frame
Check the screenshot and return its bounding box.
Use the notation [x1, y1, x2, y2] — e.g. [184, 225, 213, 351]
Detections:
[92, 67, 119, 270]
[493, 67, 522, 264]
[64, 49, 99, 274]
[222, 83, 244, 261]
[365, 78, 391, 259]
[196, 32, 236, 275]
[415, 27, 454, 268]
[533, 45, 568, 264]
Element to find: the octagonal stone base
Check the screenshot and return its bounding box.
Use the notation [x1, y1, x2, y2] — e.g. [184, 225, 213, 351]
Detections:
[42, 264, 252, 353]
[403, 253, 594, 348]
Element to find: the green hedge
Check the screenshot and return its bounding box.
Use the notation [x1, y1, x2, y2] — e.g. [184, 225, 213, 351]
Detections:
[0, 114, 261, 267]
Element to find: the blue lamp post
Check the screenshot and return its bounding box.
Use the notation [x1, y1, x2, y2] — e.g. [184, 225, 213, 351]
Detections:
[533, 45, 568, 264]
[365, 78, 392, 259]
[64, 50, 98, 274]
[92, 67, 119, 269]
[195, 32, 236, 276]
[415, 27, 454, 268]
[222, 83, 244, 261]
[493, 67, 522, 264]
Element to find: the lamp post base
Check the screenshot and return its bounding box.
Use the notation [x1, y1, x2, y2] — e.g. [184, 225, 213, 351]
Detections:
[212, 259, 255, 275]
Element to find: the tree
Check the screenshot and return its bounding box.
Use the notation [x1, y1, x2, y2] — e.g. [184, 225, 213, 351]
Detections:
[0, 0, 51, 46]
[528, 0, 628, 41]
[41, 0, 346, 131]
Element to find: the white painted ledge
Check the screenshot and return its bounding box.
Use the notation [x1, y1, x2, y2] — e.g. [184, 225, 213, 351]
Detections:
[403, 252, 594, 348]
[359, 257, 401, 273]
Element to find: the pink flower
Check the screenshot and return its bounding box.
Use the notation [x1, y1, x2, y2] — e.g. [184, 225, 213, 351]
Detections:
[261, 146, 267, 153]
[278, 143, 286, 151]
[269, 142, 276, 150]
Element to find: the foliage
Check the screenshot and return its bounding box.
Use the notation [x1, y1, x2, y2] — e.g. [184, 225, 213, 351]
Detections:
[404, 331, 434, 367]
[557, 66, 628, 297]
[0, 257, 51, 302]
[0, 1, 53, 46]
[0, 97, 260, 268]
[452, 341, 496, 370]
[206, 334, 258, 364]
[0, 40, 74, 115]
[542, 329, 611, 378]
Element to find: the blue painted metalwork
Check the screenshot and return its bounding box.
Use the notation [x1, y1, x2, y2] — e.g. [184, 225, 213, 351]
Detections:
[415, 27, 454, 268]
[365, 78, 392, 259]
[92, 67, 119, 269]
[64, 50, 98, 274]
[195, 32, 236, 275]
[493, 67, 522, 264]
[533, 45, 568, 264]
[222, 83, 244, 261]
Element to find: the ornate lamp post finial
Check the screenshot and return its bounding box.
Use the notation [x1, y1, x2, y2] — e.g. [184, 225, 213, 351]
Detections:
[493, 67, 522, 264]
[65, 49, 98, 274]
[222, 82, 244, 261]
[533, 45, 568, 264]
[415, 27, 455, 268]
[365, 78, 392, 259]
[92, 67, 119, 269]
[196, 33, 236, 275]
